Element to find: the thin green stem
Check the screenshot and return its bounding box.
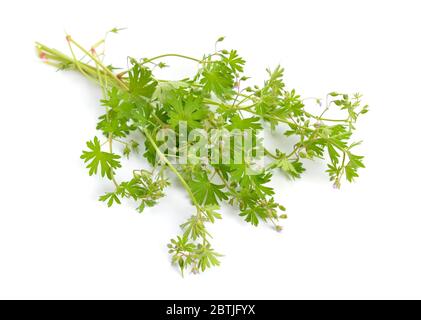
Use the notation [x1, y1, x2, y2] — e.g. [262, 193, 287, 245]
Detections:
[305, 112, 348, 123]
[115, 53, 205, 79]
[67, 40, 93, 81]
[67, 36, 129, 90]
[264, 148, 278, 159]
[36, 42, 120, 85]
[215, 169, 237, 195]
[142, 128, 202, 211]
[235, 94, 254, 106]
[141, 53, 202, 65]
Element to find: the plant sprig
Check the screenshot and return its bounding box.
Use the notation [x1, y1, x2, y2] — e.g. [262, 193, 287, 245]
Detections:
[36, 31, 368, 275]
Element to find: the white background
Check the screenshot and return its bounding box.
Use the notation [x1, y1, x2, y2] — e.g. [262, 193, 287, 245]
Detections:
[0, 0, 420, 300]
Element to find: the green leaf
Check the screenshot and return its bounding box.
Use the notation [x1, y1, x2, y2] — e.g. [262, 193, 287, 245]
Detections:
[289, 161, 306, 179]
[80, 137, 121, 179]
[181, 215, 207, 240]
[99, 192, 121, 207]
[97, 88, 136, 138]
[223, 50, 245, 73]
[167, 93, 208, 129]
[345, 163, 359, 182]
[327, 144, 340, 165]
[276, 155, 305, 179]
[345, 153, 365, 182]
[277, 157, 297, 174]
[200, 61, 235, 100]
[109, 27, 126, 34]
[196, 244, 222, 272]
[239, 207, 268, 226]
[190, 173, 228, 206]
[227, 115, 262, 130]
[128, 63, 157, 98]
[203, 205, 222, 223]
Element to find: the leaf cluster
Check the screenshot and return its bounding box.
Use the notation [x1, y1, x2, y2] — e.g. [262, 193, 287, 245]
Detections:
[38, 34, 369, 275]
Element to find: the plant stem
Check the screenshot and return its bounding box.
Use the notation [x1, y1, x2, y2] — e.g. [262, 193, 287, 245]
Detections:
[141, 53, 202, 64]
[142, 128, 202, 211]
[36, 42, 121, 86]
[66, 36, 129, 90]
[116, 53, 205, 78]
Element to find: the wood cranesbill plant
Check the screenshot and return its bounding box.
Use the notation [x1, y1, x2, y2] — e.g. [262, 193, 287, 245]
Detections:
[36, 30, 368, 275]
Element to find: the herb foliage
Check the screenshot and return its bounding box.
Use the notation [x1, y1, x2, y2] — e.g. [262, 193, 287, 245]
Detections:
[36, 31, 368, 275]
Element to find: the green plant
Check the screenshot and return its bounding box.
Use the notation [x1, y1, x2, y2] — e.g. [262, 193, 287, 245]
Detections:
[36, 30, 368, 275]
